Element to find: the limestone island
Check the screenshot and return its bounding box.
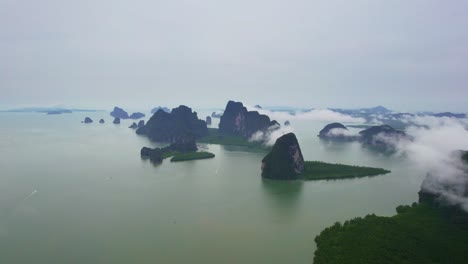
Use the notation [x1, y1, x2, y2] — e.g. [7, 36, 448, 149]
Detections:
[113, 117, 120, 124]
[261, 133, 390, 181]
[318, 123, 412, 151]
[358, 124, 411, 150]
[198, 100, 280, 149]
[318, 122, 355, 141]
[110, 106, 145, 120]
[141, 137, 214, 163]
[83, 117, 93, 123]
[99, 119, 105, 124]
[136, 105, 208, 142]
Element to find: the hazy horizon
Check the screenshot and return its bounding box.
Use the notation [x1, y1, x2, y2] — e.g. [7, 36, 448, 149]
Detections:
[1, 0, 467, 112]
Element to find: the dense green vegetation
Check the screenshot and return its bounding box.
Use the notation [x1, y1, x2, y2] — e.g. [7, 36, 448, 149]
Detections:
[314, 203, 468, 264]
[301, 161, 390, 180]
[198, 128, 269, 150]
[170, 151, 215, 162]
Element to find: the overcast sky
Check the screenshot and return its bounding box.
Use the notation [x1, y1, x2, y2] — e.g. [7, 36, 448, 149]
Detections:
[1, 0, 467, 112]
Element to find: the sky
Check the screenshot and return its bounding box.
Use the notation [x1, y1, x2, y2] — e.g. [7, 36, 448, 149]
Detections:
[1, 0, 467, 112]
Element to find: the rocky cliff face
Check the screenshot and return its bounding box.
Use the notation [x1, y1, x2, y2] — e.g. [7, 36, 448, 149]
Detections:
[261, 133, 305, 180]
[136, 105, 208, 142]
[219, 101, 279, 138]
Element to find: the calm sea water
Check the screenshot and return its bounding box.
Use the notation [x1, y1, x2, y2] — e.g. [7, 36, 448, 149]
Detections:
[0, 111, 425, 264]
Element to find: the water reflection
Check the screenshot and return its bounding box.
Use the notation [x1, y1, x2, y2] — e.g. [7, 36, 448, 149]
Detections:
[261, 179, 303, 222]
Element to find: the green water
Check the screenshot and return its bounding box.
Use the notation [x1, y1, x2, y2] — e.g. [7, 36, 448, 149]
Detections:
[0, 112, 425, 263]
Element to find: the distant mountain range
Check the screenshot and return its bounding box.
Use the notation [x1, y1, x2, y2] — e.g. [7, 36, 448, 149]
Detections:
[1, 107, 100, 113]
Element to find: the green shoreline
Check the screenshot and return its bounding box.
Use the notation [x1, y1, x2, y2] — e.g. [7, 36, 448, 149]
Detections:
[170, 152, 215, 162]
[301, 161, 390, 181]
[198, 128, 269, 150]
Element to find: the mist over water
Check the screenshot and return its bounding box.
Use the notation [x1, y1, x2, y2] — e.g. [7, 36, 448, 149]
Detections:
[0, 110, 428, 264]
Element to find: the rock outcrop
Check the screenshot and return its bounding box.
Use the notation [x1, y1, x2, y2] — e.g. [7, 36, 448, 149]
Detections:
[129, 112, 145, 119]
[99, 119, 105, 124]
[358, 125, 409, 149]
[151, 106, 171, 114]
[83, 117, 93, 123]
[113, 117, 120, 124]
[140, 147, 163, 163]
[110, 107, 129, 119]
[136, 105, 208, 142]
[129, 122, 138, 129]
[261, 133, 305, 180]
[206, 116, 212, 125]
[219, 101, 279, 138]
[137, 120, 145, 128]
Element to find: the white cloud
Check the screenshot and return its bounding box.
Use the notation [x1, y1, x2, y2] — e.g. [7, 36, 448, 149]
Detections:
[245, 105, 365, 123]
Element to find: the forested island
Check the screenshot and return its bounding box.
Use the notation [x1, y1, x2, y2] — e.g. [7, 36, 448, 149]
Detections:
[141, 137, 214, 163]
[302, 162, 390, 180]
[170, 152, 215, 162]
[262, 133, 390, 181]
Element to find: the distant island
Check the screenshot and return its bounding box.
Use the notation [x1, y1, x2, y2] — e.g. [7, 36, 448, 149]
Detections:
[318, 122, 355, 141]
[1, 107, 98, 114]
[141, 137, 214, 163]
[110, 106, 145, 120]
[318, 123, 411, 151]
[262, 133, 390, 180]
[151, 106, 170, 114]
[219, 100, 280, 139]
[46, 110, 72, 115]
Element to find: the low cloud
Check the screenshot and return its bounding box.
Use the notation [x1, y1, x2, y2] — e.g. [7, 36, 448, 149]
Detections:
[245, 106, 365, 123]
[249, 124, 294, 146]
[326, 128, 354, 137]
[395, 119, 468, 211]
